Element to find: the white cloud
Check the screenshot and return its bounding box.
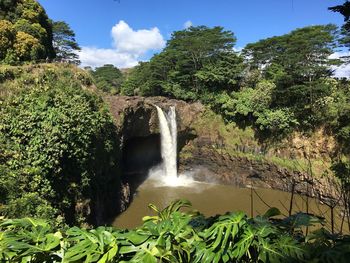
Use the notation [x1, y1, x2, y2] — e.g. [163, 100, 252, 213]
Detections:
[79, 47, 139, 68]
[330, 51, 350, 78]
[111, 20, 165, 55]
[183, 20, 193, 29]
[79, 21, 165, 68]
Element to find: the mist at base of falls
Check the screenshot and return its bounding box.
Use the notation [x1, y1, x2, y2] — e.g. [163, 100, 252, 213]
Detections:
[147, 164, 196, 187]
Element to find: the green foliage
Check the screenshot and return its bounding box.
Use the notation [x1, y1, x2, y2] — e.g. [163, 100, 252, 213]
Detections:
[92, 64, 124, 94]
[14, 19, 47, 42]
[329, 2, 350, 58]
[227, 80, 274, 118]
[241, 25, 340, 130]
[329, 2, 350, 32]
[0, 64, 121, 225]
[330, 85, 350, 153]
[195, 52, 244, 92]
[13, 31, 45, 61]
[121, 62, 150, 95]
[255, 108, 298, 137]
[1, 200, 349, 262]
[0, 19, 15, 60]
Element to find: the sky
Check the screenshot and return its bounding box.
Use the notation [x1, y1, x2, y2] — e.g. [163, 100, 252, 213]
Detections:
[39, 0, 348, 75]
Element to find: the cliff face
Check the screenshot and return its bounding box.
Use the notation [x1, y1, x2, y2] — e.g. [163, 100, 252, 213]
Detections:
[105, 95, 204, 138]
[104, 95, 340, 209]
[180, 142, 339, 203]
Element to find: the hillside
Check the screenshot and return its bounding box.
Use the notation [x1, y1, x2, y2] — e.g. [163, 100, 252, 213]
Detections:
[0, 63, 122, 226]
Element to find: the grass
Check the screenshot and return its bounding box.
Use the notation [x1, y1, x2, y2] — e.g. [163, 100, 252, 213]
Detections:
[0, 63, 94, 101]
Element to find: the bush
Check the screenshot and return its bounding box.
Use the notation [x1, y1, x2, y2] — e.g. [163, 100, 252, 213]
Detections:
[255, 108, 299, 137]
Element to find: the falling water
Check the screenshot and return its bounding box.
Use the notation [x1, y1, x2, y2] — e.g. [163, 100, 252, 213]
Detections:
[152, 105, 194, 187]
[155, 106, 178, 184]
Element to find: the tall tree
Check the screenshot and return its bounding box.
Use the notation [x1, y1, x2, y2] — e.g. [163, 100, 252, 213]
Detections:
[167, 26, 236, 72]
[242, 25, 340, 127]
[52, 21, 80, 64]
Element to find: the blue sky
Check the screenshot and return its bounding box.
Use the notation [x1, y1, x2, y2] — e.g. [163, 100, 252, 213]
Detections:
[39, 0, 346, 69]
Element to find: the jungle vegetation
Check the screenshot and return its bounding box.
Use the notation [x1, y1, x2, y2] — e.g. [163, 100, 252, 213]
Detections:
[1, 200, 350, 263]
[1, 1, 350, 262]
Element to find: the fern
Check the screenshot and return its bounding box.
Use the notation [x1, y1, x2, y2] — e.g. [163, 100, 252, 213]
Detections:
[0, 200, 349, 263]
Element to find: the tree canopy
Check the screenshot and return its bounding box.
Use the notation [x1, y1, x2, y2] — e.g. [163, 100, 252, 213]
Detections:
[329, 1, 350, 62]
[121, 26, 243, 99]
[238, 25, 340, 130]
[92, 64, 124, 94]
[121, 24, 344, 136]
[0, 0, 55, 63]
[242, 24, 339, 84]
[329, 1, 350, 31]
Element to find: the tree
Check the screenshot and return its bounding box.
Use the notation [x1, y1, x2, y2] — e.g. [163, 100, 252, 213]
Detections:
[14, 19, 47, 43]
[167, 26, 236, 71]
[52, 21, 80, 64]
[123, 26, 243, 100]
[329, 1, 350, 32]
[0, 0, 55, 63]
[195, 52, 244, 92]
[121, 61, 164, 96]
[242, 25, 340, 128]
[92, 64, 124, 94]
[13, 31, 44, 61]
[164, 26, 239, 95]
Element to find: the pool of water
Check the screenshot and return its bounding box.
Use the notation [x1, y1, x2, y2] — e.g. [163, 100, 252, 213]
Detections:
[113, 176, 347, 233]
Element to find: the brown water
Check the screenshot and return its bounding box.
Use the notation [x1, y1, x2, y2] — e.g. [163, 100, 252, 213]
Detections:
[113, 177, 347, 233]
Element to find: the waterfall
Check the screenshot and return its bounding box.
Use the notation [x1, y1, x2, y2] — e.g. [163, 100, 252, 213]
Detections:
[155, 106, 178, 182]
[152, 105, 193, 187]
